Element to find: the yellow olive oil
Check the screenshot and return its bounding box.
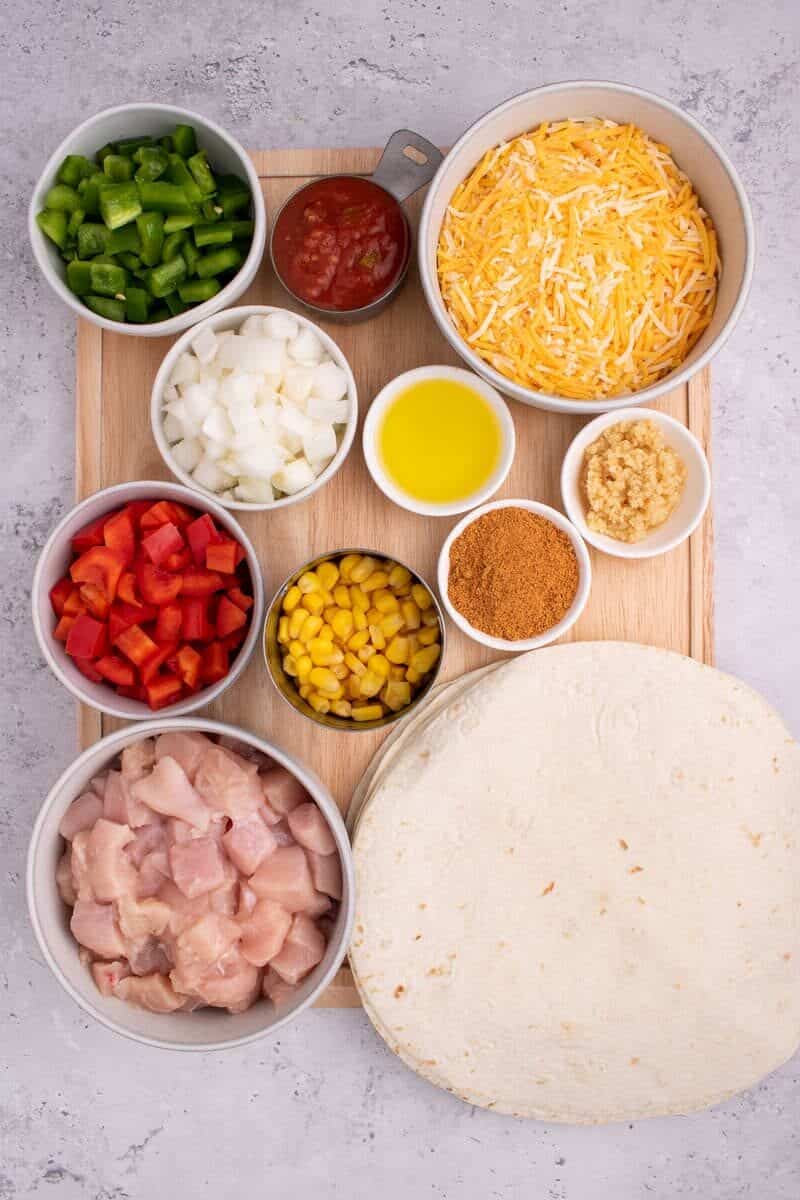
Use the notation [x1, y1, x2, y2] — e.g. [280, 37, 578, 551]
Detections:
[378, 378, 502, 503]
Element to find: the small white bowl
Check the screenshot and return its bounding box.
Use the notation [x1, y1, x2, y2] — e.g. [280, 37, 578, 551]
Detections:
[560, 407, 711, 559]
[32, 481, 264, 719]
[437, 498, 592, 651]
[27, 718, 355, 1051]
[28, 102, 267, 338]
[362, 365, 515, 517]
[151, 305, 358, 512]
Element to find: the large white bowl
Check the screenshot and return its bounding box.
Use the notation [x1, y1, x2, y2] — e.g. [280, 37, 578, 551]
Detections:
[31, 481, 264, 719]
[28, 102, 267, 338]
[419, 81, 754, 414]
[27, 718, 355, 1051]
[560, 407, 711, 559]
[151, 305, 358, 512]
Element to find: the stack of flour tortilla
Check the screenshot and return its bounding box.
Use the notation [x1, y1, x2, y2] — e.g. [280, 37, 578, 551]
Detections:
[349, 643, 800, 1122]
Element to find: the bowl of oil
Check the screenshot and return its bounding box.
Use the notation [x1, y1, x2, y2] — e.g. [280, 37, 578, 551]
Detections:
[362, 365, 516, 516]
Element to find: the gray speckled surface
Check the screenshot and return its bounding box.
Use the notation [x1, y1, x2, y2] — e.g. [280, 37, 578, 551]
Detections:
[2, 1, 799, 1195]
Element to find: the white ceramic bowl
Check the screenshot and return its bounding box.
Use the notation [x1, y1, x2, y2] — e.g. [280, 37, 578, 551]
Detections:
[560, 407, 711, 559]
[28, 102, 267, 338]
[27, 718, 355, 1051]
[151, 305, 358, 511]
[31, 481, 264, 719]
[438, 498, 592, 651]
[362, 365, 516, 517]
[419, 81, 754, 414]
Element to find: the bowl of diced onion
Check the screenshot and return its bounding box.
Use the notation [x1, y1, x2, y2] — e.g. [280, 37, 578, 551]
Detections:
[150, 306, 358, 510]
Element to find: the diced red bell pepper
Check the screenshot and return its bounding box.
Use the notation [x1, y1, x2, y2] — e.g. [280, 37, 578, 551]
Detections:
[220, 627, 247, 653]
[117, 571, 140, 607]
[140, 500, 194, 530]
[66, 613, 107, 660]
[124, 499, 153, 527]
[199, 641, 229, 684]
[154, 603, 183, 645]
[180, 568, 223, 597]
[115, 684, 142, 700]
[53, 614, 76, 642]
[186, 513, 221, 566]
[141, 521, 184, 566]
[63, 587, 87, 617]
[103, 508, 136, 565]
[71, 514, 108, 555]
[95, 654, 136, 688]
[74, 656, 104, 683]
[206, 539, 239, 574]
[140, 642, 179, 685]
[227, 587, 254, 613]
[114, 623, 159, 667]
[49, 577, 74, 617]
[176, 644, 202, 689]
[79, 582, 110, 620]
[163, 548, 192, 572]
[70, 546, 126, 604]
[180, 596, 209, 641]
[216, 594, 247, 638]
[137, 561, 183, 606]
[144, 673, 184, 710]
[108, 601, 158, 644]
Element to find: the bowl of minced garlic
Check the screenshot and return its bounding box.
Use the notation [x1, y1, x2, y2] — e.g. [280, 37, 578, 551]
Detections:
[438, 500, 592, 651]
[561, 408, 711, 559]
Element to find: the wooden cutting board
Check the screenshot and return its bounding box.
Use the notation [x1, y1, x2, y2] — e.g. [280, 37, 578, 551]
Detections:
[75, 146, 714, 1007]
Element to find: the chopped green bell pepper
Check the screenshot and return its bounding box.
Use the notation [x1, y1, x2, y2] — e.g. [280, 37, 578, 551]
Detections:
[136, 180, 192, 214]
[125, 287, 150, 323]
[89, 261, 128, 297]
[57, 154, 94, 187]
[163, 212, 200, 233]
[116, 135, 153, 157]
[77, 222, 110, 258]
[103, 154, 134, 182]
[166, 155, 204, 205]
[178, 278, 221, 303]
[67, 209, 86, 237]
[77, 176, 101, 216]
[182, 239, 200, 275]
[106, 224, 141, 255]
[95, 142, 115, 165]
[36, 209, 68, 249]
[162, 231, 188, 262]
[44, 184, 82, 213]
[172, 124, 197, 158]
[146, 255, 187, 297]
[195, 245, 243, 278]
[134, 146, 169, 183]
[66, 260, 93, 295]
[187, 151, 216, 197]
[136, 211, 164, 266]
[165, 291, 189, 316]
[99, 182, 142, 230]
[117, 251, 142, 271]
[85, 295, 126, 321]
[194, 222, 233, 248]
[216, 175, 251, 218]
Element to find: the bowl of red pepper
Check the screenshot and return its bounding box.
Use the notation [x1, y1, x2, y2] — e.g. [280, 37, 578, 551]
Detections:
[32, 481, 264, 719]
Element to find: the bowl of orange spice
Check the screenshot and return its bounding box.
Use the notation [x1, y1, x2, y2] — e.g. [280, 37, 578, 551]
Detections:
[437, 499, 591, 651]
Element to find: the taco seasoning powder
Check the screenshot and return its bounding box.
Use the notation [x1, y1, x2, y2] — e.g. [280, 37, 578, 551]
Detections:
[447, 507, 579, 640]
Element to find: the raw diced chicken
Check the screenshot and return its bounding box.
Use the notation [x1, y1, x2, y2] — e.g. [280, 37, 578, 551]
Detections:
[86, 819, 137, 902]
[237, 883, 258, 917]
[157, 880, 211, 940]
[89, 773, 109, 798]
[121, 738, 155, 781]
[270, 914, 326, 985]
[70, 900, 126, 959]
[208, 857, 239, 916]
[166, 817, 195, 845]
[270, 819, 296, 848]
[250, 845, 316, 911]
[260, 766, 308, 815]
[222, 815, 277, 876]
[70, 831, 94, 900]
[126, 821, 166, 868]
[262, 967, 300, 1010]
[91, 959, 130, 997]
[56, 850, 77, 905]
[117, 896, 171, 940]
[104, 769, 154, 829]
[131, 756, 211, 830]
[154, 731, 213, 782]
[193, 947, 261, 1011]
[59, 792, 104, 841]
[114, 973, 186, 1013]
[125, 937, 172, 977]
[169, 836, 225, 899]
[287, 802, 336, 855]
[239, 899, 292, 966]
[258, 797, 281, 826]
[217, 736, 273, 771]
[136, 848, 170, 898]
[194, 746, 262, 819]
[307, 849, 343, 900]
[177, 913, 241, 972]
[304, 891, 332, 918]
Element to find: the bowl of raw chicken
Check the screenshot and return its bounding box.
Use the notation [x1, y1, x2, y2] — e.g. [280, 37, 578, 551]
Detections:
[27, 718, 354, 1049]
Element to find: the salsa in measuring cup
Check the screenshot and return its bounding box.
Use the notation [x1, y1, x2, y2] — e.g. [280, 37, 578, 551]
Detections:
[272, 176, 409, 312]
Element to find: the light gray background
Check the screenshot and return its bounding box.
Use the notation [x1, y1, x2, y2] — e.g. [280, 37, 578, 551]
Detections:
[2, 1, 798, 1195]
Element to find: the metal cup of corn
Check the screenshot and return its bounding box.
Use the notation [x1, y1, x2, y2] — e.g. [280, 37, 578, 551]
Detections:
[264, 548, 446, 731]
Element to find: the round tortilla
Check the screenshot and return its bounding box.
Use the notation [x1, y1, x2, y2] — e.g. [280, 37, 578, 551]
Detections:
[350, 643, 800, 1122]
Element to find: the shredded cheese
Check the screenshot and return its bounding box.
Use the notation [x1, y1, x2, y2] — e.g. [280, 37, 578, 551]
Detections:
[437, 120, 720, 400]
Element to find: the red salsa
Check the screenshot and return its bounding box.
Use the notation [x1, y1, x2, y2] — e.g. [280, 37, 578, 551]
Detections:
[272, 176, 409, 311]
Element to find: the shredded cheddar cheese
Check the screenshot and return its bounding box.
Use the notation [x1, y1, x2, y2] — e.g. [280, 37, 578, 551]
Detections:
[437, 120, 720, 400]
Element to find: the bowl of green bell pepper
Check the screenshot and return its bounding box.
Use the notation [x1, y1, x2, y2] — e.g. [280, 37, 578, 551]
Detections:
[29, 103, 267, 337]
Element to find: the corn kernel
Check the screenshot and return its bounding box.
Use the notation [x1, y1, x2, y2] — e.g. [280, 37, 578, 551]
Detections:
[347, 674, 362, 700]
[282, 585, 302, 614]
[308, 691, 331, 714]
[323, 606, 339, 625]
[407, 634, 420, 658]
[418, 624, 439, 646]
[331, 609, 354, 641]
[347, 629, 370, 651]
[389, 665, 406, 681]
[277, 615, 290, 644]
[344, 651, 366, 676]
[386, 635, 410, 664]
[287, 608, 306, 640]
[309, 667, 341, 695]
[339, 554, 360, 581]
[362, 570, 389, 593]
[297, 571, 321, 594]
[301, 592, 325, 616]
[331, 663, 349, 680]
[316, 560, 339, 591]
[374, 590, 399, 614]
[320, 589, 335, 607]
[358, 644, 376, 664]
[406, 666, 421, 684]
[352, 703, 384, 721]
[379, 612, 405, 639]
[296, 654, 313, 681]
[309, 639, 343, 667]
[411, 645, 441, 674]
[299, 614, 323, 643]
[422, 608, 439, 628]
[284, 655, 299, 676]
[388, 564, 412, 590]
[333, 585, 352, 609]
[352, 607, 368, 631]
[350, 556, 377, 583]
[299, 683, 312, 699]
[411, 583, 433, 610]
[289, 639, 305, 659]
[400, 599, 421, 630]
[370, 654, 391, 678]
[364, 607, 380, 625]
[358, 670, 384, 698]
[382, 680, 411, 711]
[330, 700, 353, 718]
[350, 586, 369, 611]
[368, 625, 386, 650]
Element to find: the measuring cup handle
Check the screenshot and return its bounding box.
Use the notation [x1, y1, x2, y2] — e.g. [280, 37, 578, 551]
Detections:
[371, 129, 444, 204]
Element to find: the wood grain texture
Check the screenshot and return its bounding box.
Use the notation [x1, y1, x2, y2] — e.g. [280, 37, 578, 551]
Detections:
[75, 146, 715, 1007]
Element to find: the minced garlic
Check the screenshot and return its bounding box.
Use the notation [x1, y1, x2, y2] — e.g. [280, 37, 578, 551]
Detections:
[581, 419, 687, 542]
